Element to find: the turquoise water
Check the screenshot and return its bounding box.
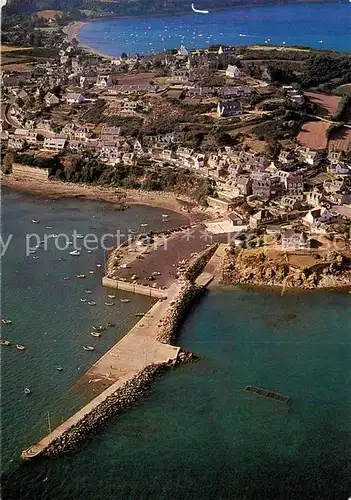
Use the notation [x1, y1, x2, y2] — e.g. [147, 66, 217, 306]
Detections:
[79, 2, 351, 56]
[1, 189, 350, 499]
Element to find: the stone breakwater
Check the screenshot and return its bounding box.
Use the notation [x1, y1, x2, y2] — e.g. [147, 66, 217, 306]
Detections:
[40, 363, 170, 457]
[157, 244, 218, 344]
[182, 244, 219, 282]
[157, 280, 203, 344]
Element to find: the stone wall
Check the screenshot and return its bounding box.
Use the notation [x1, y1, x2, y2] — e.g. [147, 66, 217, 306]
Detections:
[102, 276, 167, 299]
[182, 243, 219, 282]
[12, 163, 49, 181]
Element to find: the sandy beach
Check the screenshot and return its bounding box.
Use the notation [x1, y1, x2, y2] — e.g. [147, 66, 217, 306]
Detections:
[63, 21, 113, 59]
[1, 173, 208, 221]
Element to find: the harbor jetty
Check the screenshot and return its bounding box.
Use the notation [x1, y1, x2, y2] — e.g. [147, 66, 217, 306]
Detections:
[21, 244, 221, 460]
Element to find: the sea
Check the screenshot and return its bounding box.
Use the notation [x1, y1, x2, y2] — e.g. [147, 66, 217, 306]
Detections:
[1, 187, 350, 499]
[79, 2, 351, 56]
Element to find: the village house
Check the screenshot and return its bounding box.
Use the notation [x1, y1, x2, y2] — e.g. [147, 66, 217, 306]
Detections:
[236, 175, 253, 196]
[280, 196, 302, 211]
[252, 172, 275, 199]
[95, 75, 113, 89]
[281, 230, 310, 251]
[218, 46, 236, 56]
[14, 128, 38, 145]
[278, 150, 296, 165]
[305, 189, 325, 207]
[225, 65, 242, 78]
[328, 161, 351, 176]
[328, 150, 343, 163]
[328, 192, 351, 205]
[323, 177, 349, 194]
[296, 147, 318, 166]
[100, 145, 120, 164]
[42, 137, 66, 152]
[249, 209, 276, 229]
[217, 100, 243, 118]
[178, 45, 189, 56]
[122, 100, 141, 112]
[64, 92, 85, 105]
[44, 92, 60, 106]
[8, 136, 25, 150]
[279, 171, 304, 196]
[187, 87, 214, 99]
[171, 69, 190, 83]
[100, 126, 121, 144]
[302, 207, 334, 227]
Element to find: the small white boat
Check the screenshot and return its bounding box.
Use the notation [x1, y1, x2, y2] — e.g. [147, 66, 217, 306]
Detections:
[76, 235, 84, 239]
[31, 219, 39, 223]
[85, 289, 92, 294]
[2, 319, 12, 325]
[108, 295, 116, 299]
[120, 299, 130, 303]
[82, 345, 95, 351]
[69, 250, 81, 256]
[77, 274, 86, 279]
[90, 331, 101, 337]
[0, 339, 11, 346]
[63, 276, 70, 280]
[80, 298, 87, 303]
[140, 223, 148, 227]
[24, 387, 31, 395]
[88, 270, 95, 274]
[56, 366, 63, 371]
[105, 302, 114, 306]
[16, 344, 26, 351]
[96, 264, 102, 268]
[46, 226, 53, 230]
[87, 250, 92, 253]
[87, 301, 96, 306]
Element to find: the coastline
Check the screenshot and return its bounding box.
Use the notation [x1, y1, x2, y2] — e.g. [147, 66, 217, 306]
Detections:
[63, 0, 343, 59]
[1, 173, 203, 222]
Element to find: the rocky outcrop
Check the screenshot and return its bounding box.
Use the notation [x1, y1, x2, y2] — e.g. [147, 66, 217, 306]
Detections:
[222, 247, 351, 290]
[182, 243, 218, 281]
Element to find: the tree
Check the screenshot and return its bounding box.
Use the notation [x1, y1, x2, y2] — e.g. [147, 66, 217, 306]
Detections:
[2, 151, 15, 174]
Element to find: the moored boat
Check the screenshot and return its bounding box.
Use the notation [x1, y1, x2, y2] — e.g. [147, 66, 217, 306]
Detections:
[135, 312, 144, 317]
[87, 301, 96, 306]
[120, 299, 130, 303]
[70, 250, 81, 256]
[31, 219, 39, 223]
[16, 344, 26, 351]
[77, 274, 86, 279]
[56, 366, 63, 371]
[62, 276, 70, 280]
[88, 270, 95, 274]
[90, 331, 101, 337]
[82, 345, 95, 351]
[0, 339, 11, 346]
[2, 319, 12, 325]
[92, 325, 105, 331]
[106, 322, 115, 327]
[85, 289, 92, 294]
[24, 387, 31, 395]
[105, 302, 114, 306]
[96, 264, 102, 268]
[80, 298, 87, 303]
[108, 295, 116, 299]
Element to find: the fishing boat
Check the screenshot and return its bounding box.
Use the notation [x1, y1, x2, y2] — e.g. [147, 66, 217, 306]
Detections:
[108, 295, 116, 299]
[31, 219, 39, 223]
[82, 345, 95, 351]
[135, 312, 144, 317]
[105, 302, 114, 306]
[69, 250, 81, 256]
[0, 339, 11, 346]
[85, 289, 92, 294]
[93, 325, 105, 331]
[80, 298, 87, 303]
[2, 319, 12, 325]
[55, 366, 63, 371]
[63, 277, 70, 280]
[120, 299, 130, 303]
[24, 388, 31, 395]
[77, 274, 86, 279]
[90, 331, 101, 337]
[87, 301, 96, 306]
[106, 322, 115, 328]
[16, 344, 26, 351]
